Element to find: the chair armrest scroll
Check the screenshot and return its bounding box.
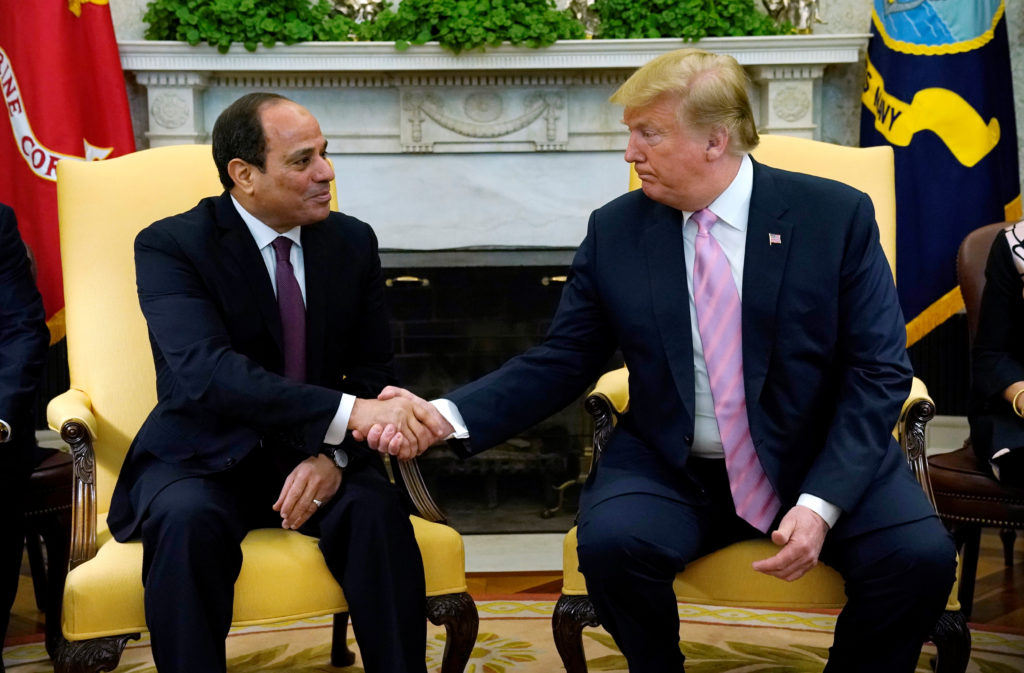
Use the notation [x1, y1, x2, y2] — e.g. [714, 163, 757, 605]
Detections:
[591, 368, 629, 415]
[585, 367, 630, 461]
[897, 377, 938, 511]
[584, 394, 616, 460]
[47, 388, 100, 569]
[47, 388, 97, 440]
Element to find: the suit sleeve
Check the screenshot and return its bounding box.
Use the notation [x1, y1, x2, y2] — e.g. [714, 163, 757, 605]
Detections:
[447, 213, 618, 453]
[800, 194, 913, 512]
[334, 225, 395, 400]
[320, 223, 395, 449]
[972, 234, 1024, 400]
[0, 204, 49, 434]
[135, 224, 342, 452]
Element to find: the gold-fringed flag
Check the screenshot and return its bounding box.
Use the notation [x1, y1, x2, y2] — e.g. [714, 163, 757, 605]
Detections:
[860, 0, 1021, 346]
[0, 0, 135, 342]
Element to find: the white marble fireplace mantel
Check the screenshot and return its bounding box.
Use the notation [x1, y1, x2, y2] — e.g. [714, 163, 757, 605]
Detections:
[120, 35, 868, 255]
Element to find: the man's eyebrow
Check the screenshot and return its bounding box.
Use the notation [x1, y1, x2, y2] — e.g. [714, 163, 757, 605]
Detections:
[285, 144, 324, 163]
[623, 119, 653, 130]
[285, 138, 328, 164]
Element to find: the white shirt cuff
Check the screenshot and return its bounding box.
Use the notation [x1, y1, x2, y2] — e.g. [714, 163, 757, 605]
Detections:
[323, 394, 356, 445]
[797, 493, 840, 529]
[431, 399, 470, 439]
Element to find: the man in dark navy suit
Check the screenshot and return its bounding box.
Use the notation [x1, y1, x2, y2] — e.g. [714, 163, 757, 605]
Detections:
[106, 93, 447, 673]
[0, 203, 49, 673]
[364, 49, 957, 672]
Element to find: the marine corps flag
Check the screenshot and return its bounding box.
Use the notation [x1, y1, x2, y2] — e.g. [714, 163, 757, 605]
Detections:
[861, 0, 1021, 346]
[0, 0, 135, 341]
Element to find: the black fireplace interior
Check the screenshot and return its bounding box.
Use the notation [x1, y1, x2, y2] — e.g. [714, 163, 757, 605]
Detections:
[384, 263, 616, 534]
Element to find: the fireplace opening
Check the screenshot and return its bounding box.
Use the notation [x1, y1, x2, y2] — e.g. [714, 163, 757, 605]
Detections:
[384, 262, 620, 534]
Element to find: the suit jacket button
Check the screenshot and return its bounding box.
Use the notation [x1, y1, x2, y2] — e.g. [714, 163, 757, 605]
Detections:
[684, 435, 693, 444]
[226, 457, 236, 467]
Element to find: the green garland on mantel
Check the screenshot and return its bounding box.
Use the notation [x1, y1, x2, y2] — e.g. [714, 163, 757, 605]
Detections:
[143, 0, 793, 55]
[594, 0, 786, 40]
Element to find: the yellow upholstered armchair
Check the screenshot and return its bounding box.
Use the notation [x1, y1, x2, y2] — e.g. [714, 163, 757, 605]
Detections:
[551, 136, 970, 673]
[48, 144, 478, 672]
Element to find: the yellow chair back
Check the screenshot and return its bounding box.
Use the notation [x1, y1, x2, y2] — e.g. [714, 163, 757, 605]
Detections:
[54, 145, 339, 514]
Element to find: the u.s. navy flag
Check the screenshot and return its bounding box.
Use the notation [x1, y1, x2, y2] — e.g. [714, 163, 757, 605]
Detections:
[861, 0, 1021, 346]
[0, 0, 135, 342]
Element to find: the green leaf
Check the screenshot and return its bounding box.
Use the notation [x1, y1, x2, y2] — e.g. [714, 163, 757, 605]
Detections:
[412, 25, 432, 44]
[142, 0, 786, 53]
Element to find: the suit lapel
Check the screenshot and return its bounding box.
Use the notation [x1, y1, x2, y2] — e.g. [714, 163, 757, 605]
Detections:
[301, 222, 331, 386]
[642, 200, 695, 421]
[742, 161, 792, 406]
[214, 194, 284, 352]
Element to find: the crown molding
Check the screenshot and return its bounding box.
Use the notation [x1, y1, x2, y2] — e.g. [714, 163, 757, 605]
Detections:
[119, 35, 869, 73]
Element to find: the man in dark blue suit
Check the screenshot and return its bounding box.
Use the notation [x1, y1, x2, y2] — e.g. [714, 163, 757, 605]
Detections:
[106, 93, 445, 673]
[0, 203, 49, 673]
[366, 49, 956, 671]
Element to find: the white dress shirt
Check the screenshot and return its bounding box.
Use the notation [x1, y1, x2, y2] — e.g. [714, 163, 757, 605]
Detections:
[232, 196, 353, 445]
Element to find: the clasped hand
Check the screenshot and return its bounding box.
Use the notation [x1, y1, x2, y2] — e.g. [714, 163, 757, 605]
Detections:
[349, 387, 454, 460]
[273, 454, 342, 530]
[751, 505, 829, 581]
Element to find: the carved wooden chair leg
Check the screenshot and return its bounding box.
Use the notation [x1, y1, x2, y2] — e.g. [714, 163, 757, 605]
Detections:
[42, 509, 72, 659]
[53, 633, 139, 673]
[929, 609, 972, 673]
[956, 526, 982, 620]
[999, 528, 1017, 567]
[552, 595, 601, 673]
[330, 611, 355, 667]
[426, 592, 479, 673]
[24, 532, 47, 611]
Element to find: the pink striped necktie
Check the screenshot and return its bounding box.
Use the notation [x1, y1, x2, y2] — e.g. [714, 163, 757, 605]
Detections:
[691, 208, 780, 533]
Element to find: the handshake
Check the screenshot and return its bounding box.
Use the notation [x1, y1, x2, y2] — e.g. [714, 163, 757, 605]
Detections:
[349, 386, 455, 460]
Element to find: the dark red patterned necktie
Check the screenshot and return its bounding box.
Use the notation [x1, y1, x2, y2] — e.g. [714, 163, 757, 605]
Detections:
[271, 236, 306, 382]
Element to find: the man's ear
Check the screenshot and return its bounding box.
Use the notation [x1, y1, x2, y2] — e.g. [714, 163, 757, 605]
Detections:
[227, 158, 256, 195]
[705, 126, 730, 160]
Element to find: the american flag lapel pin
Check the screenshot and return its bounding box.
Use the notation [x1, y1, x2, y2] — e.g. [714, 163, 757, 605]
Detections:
[768, 233, 782, 246]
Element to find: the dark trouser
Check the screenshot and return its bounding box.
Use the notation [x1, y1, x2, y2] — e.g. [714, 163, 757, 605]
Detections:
[0, 438, 33, 673]
[576, 458, 956, 673]
[139, 446, 426, 673]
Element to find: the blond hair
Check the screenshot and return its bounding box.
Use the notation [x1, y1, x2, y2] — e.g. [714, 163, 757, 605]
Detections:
[611, 48, 759, 154]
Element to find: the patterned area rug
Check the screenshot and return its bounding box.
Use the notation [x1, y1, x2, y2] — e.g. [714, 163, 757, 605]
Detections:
[5, 598, 1023, 672]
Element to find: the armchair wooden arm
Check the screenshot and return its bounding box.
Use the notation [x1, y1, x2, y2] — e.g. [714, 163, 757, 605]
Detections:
[391, 455, 447, 523]
[47, 389, 99, 571]
[898, 376, 938, 509]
